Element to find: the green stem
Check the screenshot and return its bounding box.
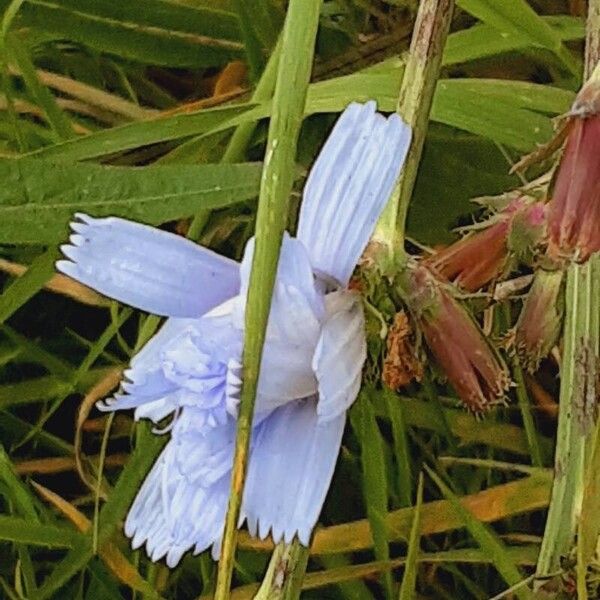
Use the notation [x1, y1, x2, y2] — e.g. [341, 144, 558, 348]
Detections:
[500, 304, 543, 468]
[186, 37, 281, 242]
[221, 37, 281, 164]
[373, 0, 454, 263]
[213, 2, 321, 598]
[585, 0, 600, 79]
[253, 539, 310, 600]
[512, 361, 543, 467]
[535, 263, 596, 578]
[535, 6, 600, 583]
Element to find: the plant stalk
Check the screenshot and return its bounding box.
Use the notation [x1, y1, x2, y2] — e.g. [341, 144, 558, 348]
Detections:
[535, 265, 588, 579]
[535, 3, 600, 586]
[373, 0, 454, 263]
[213, 2, 321, 598]
[253, 539, 310, 600]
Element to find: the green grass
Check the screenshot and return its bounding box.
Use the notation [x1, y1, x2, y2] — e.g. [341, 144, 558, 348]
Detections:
[0, 0, 596, 598]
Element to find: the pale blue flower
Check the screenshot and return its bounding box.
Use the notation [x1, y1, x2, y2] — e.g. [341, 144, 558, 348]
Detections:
[57, 101, 411, 567]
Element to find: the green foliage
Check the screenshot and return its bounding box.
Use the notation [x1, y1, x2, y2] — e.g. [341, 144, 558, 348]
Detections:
[0, 0, 589, 598]
[0, 159, 262, 243]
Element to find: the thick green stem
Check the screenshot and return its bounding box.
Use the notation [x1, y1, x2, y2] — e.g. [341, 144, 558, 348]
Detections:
[373, 0, 454, 263]
[535, 266, 586, 578]
[253, 539, 310, 600]
[213, 2, 321, 598]
[535, 4, 600, 586]
[586, 0, 600, 79]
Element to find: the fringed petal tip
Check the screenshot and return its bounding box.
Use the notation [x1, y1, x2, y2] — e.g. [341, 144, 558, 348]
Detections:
[242, 400, 346, 554]
[225, 358, 242, 415]
[56, 214, 241, 318]
[124, 440, 230, 568]
[245, 515, 312, 548]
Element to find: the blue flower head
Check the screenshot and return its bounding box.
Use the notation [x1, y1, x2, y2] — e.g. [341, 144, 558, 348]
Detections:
[57, 101, 411, 567]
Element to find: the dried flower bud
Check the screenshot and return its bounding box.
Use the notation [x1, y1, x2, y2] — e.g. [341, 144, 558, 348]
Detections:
[399, 264, 510, 412]
[382, 311, 423, 390]
[548, 79, 600, 262]
[515, 269, 564, 373]
[429, 199, 546, 292]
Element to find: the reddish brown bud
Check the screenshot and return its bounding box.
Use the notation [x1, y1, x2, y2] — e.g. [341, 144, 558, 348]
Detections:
[399, 264, 510, 412]
[429, 199, 546, 291]
[548, 81, 600, 262]
[515, 269, 564, 373]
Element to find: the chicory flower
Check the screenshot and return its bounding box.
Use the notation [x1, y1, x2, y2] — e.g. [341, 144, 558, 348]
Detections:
[57, 102, 411, 566]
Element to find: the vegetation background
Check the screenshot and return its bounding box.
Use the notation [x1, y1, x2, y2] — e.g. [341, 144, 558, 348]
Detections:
[0, 0, 593, 598]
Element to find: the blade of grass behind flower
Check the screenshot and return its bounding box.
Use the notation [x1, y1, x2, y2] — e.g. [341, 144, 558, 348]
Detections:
[0, 368, 115, 411]
[383, 388, 413, 507]
[32, 481, 159, 597]
[203, 546, 540, 600]
[0, 446, 42, 521]
[375, 396, 554, 457]
[0, 247, 58, 325]
[0, 324, 75, 379]
[15, 310, 130, 451]
[0, 410, 73, 455]
[0, 515, 84, 548]
[302, 470, 551, 555]
[351, 391, 393, 597]
[424, 464, 532, 600]
[231, 0, 266, 79]
[6, 33, 74, 140]
[455, 0, 581, 77]
[398, 473, 423, 600]
[33, 422, 166, 600]
[443, 16, 584, 66]
[317, 554, 373, 600]
[28, 71, 570, 163]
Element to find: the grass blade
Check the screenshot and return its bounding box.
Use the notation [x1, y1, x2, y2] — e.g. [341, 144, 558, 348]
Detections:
[215, 1, 321, 596]
[425, 464, 532, 600]
[351, 392, 392, 597]
[0, 247, 58, 325]
[398, 473, 424, 600]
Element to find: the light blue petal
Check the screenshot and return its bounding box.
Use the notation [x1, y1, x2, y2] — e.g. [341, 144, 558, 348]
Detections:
[313, 291, 366, 422]
[237, 233, 323, 324]
[242, 398, 346, 545]
[97, 318, 191, 417]
[236, 234, 324, 410]
[98, 312, 242, 429]
[125, 416, 235, 567]
[57, 214, 240, 317]
[297, 102, 412, 286]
